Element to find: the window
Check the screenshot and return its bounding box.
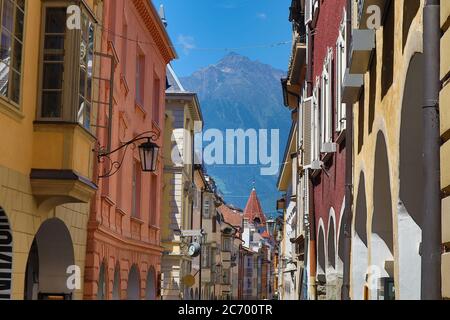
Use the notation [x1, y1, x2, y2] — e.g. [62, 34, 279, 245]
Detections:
[41, 6, 65, 118]
[77, 14, 95, 129]
[201, 245, 210, 268]
[136, 50, 145, 106]
[0, 0, 25, 105]
[149, 175, 157, 225]
[335, 10, 347, 132]
[203, 198, 210, 218]
[132, 161, 141, 218]
[152, 75, 160, 123]
[211, 248, 216, 272]
[222, 236, 232, 252]
[121, 17, 128, 76]
[320, 48, 333, 148]
[212, 215, 217, 233]
[39, 3, 96, 131]
[312, 81, 321, 162]
[222, 269, 231, 285]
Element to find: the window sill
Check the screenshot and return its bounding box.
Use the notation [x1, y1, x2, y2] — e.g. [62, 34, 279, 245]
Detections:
[0, 97, 24, 122]
[135, 101, 147, 117]
[336, 129, 346, 145]
[120, 74, 129, 96]
[131, 216, 145, 225]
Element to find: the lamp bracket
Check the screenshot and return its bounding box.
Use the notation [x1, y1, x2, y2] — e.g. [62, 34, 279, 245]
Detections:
[94, 130, 159, 179]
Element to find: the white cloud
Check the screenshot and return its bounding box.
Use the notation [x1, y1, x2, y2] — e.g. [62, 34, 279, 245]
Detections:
[177, 34, 196, 55]
[257, 12, 267, 20]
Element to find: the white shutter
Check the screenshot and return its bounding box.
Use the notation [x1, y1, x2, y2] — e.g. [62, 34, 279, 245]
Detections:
[327, 49, 333, 142]
[336, 10, 347, 132]
[303, 98, 313, 166]
[305, 0, 313, 24]
[312, 83, 320, 161]
[303, 169, 310, 229]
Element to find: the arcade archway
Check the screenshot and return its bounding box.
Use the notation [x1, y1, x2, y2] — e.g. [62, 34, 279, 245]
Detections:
[24, 218, 75, 300]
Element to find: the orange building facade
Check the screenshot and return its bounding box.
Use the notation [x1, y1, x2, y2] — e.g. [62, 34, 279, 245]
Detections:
[83, 0, 176, 299]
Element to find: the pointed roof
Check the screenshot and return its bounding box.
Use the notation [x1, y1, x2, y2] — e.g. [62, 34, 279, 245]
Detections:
[243, 188, 267, 226]
[166, 64, 186, 93]
[219, 205, 243, 232]
[260, 230, 270, 239]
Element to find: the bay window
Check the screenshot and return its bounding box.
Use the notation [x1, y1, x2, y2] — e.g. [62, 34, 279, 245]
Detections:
[39, 2, 97, 132]
[0, 0, 25, 105]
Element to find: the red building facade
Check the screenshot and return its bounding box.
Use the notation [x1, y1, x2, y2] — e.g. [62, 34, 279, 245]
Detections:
[309, 0, 348, 300]
[83, 0, 176, 300]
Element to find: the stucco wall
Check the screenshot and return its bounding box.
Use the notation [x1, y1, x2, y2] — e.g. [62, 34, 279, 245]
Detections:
[350, 1, 424, 300]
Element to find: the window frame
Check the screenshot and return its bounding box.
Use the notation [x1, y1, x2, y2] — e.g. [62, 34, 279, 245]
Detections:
[320, 48, 333, 149]
[0, 0, 26, 108]
[135, 47, 145, 107]
[312, 79, 320, 162]
[335, 9, 347, 132]
[152, 72, 160, 124]
[131, 160, 142, 218]
[37, 1, 97, 131]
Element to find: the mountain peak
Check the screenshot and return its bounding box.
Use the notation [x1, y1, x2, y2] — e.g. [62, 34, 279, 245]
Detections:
[218, 52, 251, 65]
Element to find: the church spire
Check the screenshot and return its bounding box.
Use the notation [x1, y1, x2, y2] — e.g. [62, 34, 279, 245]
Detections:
[243, 188, 267, 227]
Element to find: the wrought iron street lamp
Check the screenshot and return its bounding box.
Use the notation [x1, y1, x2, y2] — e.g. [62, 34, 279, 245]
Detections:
[95, 130, 160, 178]
[266, 219, 276, 237]
[276, 197, 286, 212]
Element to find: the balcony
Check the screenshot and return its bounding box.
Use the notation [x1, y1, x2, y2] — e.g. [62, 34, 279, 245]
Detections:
[31, 123, 97, 210]
[442, 141, 450, 197]
[342, 69, 364, 104]
[441, 82, 450, 141]
[289, 42, 307, 86]
[443, 197, 450, 245]
[349, 29, 376, 74]
[443, 253, 450, 298]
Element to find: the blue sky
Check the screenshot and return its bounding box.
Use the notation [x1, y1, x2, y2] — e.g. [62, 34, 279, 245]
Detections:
[152, 0, 292, 77]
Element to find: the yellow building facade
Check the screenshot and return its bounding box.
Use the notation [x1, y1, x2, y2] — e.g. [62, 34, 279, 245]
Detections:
[0, 0, 103, 300]
[160, 65, 202, 299]
[441, 0, 450, 300]
[349, 1, 425, 300]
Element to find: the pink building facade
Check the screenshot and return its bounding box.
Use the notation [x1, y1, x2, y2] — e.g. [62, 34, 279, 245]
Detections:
[83, 0, 176, 299]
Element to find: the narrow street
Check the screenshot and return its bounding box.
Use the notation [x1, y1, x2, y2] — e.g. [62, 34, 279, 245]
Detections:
[0, 0, 448, 303]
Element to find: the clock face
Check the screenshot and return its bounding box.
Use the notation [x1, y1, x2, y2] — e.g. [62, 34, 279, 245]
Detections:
[188, 242, 200, 257]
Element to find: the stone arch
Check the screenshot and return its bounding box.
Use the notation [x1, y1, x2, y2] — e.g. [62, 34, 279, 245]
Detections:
[112, 262, 121, 300]
[127, 264, 141, 300]
[316, 219, 327, 299]
[145, 266, 156, 300]
[0, 207, 13, 300]
[337, 198, 346, 275]
[326, 208, 338, 300]
[327, 208, 337, 272]
[371, 131, 395, 300]
[24, 218, 75, 300]
[397, 52, 424, 300]
[352, 172, 369, 300]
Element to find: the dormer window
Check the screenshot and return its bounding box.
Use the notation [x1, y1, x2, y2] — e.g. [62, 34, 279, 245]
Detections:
[38, 3, 97, 132]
